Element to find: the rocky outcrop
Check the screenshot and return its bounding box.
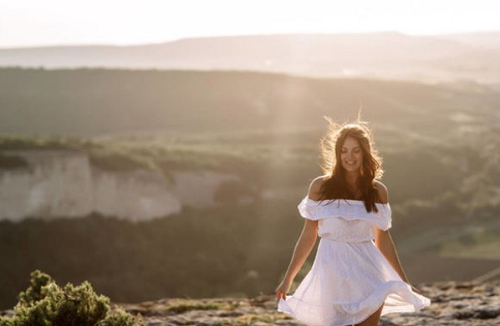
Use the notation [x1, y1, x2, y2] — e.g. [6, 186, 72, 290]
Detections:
[111, 280, 500, 326]
[0, 150, 241, 222]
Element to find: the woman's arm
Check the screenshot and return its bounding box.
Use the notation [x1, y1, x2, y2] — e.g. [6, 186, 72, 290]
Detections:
[373, 181, 410, 283]
[282, 219, 318, 283]
[374, 229, 410, 283]
[282, 177, 323, 283]
[276, 218, 318, 300]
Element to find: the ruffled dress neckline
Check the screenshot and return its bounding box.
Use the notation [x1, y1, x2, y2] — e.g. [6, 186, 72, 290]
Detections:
[304, 196, 390, 207]
[297, 196, 392, 231]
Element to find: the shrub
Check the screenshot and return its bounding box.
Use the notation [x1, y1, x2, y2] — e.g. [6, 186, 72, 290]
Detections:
[0, 270, 145, 326]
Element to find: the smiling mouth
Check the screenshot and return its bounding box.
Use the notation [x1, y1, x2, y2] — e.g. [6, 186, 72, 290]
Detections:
[345, 161, 357, 166]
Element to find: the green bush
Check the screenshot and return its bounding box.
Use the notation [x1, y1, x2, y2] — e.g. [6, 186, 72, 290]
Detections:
[0, 270, 145, 326]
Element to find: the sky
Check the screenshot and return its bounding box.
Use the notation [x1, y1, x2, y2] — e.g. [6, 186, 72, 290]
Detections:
[0, 0, 499, 49]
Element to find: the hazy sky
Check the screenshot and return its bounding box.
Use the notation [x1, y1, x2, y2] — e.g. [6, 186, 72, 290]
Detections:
[0, 0, 499, 48]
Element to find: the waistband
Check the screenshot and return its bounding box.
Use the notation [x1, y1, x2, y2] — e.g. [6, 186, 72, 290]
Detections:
[320, 236, 374, 243]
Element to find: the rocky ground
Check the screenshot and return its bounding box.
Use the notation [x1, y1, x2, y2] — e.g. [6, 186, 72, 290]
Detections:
[1, 280, 499, 325]
[113, 280, 500, 326]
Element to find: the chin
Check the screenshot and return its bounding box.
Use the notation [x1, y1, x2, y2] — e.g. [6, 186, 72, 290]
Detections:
[343, 165, 361, 172]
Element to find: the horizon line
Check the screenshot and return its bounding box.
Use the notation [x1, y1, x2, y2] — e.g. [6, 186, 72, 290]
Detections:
[1, 29, 499, 50]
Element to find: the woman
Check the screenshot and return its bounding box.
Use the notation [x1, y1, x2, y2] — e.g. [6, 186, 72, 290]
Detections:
[275, 117, 431, 326]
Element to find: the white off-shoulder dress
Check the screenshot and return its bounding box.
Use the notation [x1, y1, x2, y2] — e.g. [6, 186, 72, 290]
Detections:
[277, 195, 432, 326]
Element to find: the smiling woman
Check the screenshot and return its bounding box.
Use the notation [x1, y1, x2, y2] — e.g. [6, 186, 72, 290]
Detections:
[275, 115, 431, 326]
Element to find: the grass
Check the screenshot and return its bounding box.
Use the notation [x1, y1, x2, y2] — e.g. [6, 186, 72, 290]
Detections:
[163, 299, 221, 314]
[439, 228, 500, 261]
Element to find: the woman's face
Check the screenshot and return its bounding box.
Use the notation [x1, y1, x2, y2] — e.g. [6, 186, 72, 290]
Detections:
[340, 136, 363, 173]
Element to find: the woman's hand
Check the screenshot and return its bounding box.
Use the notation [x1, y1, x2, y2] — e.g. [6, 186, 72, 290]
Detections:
[275, 278, 293, 300]
[409, 284, 422, 295]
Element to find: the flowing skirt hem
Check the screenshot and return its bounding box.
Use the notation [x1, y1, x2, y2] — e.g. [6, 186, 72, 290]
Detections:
[277, 280, 431, 326]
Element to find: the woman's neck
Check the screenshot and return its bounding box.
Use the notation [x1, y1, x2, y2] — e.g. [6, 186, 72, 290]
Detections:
[344, 171, 360, 187]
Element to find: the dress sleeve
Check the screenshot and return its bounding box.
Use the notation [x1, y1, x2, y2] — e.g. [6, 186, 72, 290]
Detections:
[378, 204, 392, 231]
[381, 217, 392, 231]
[297, 196, 321, 220]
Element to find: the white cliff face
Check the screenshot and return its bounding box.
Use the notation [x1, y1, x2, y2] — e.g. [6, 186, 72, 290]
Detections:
[0, 150, 94, 220]
[171, 170, 240, 208]
[0, 150, 241, 222]
[90, 167, 181, 222]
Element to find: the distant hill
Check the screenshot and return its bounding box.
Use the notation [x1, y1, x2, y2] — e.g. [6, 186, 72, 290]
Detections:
[436, 31, 500, 49]
[1, 32, 500, 83]
[0, 67, 497, 138]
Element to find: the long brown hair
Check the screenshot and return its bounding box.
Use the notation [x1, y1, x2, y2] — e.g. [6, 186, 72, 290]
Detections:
[316, 115, 384, 212]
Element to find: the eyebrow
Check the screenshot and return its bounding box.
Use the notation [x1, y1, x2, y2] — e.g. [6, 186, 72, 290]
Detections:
[342, 146, 361, 149]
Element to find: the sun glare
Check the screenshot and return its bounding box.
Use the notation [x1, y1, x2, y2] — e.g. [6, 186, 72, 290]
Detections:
[0, 0, 499, 48]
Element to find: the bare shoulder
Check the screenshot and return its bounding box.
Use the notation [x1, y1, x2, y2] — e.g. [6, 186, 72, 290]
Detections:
[373, 180, 389, 204]
[307, 174, 328, 201]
